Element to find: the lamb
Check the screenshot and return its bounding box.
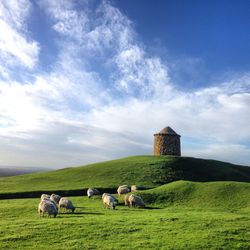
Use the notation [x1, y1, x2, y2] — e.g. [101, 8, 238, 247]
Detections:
[128, 194, 145, 208]
[38, 200, 58, 218]
[50, 193, 61, 204]
[102, 193, 118, 204]
[102, 194, 116, 209]
[87, 188, 100, 198]
[117, 185, 130, 195]
[59, 197, 75, 213]
[41, 194, 50, 200]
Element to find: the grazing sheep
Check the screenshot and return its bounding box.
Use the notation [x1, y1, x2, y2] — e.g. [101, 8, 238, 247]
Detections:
[103, 195, 116, 209]
[59, 197, 75, 213]
[102, 193, 110, 199]
[102, 193, 118, 204]
[117, 185, 130, 195]
[38, 200, 58, 218]
[124, 194, 130, 206]
[41, 194, 50, 200]
[131, 185, 137, 192]
[128, 194, 145, 208]
[87, 188, 100, 198]
[50, 193, 61, 204]
[41, 197, 57, 208]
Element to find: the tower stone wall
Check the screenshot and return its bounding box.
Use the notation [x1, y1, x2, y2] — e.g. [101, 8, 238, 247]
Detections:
[154, 127, 181, 156]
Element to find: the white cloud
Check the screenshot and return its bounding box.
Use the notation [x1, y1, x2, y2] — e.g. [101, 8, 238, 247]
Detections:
[0, 0, 39, 70]
[0, 20, 39, 69]
[41, 0, 88, 42]
[0, 80, 54, 134]
[0, 0, 30, 29]
[40, 0, 134, 62]
[0, 119, 151, 167]
[0, 0, 249, 168]
[84, 1, 134, 51]
[184, 143, 250, 166]
[114, 45, 171, 96]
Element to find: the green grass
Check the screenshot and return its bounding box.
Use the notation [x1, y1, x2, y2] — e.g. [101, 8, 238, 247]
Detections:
[1, 156, 249, 249]
[0, 192, 249, 249]
[138, 180, 250, 212]
[0, 155, 249, 194]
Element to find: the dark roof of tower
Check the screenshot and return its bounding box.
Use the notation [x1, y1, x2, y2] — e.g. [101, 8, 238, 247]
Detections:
[154, 126, 180, 136]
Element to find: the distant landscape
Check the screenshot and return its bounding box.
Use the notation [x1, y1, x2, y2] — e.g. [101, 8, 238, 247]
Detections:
[0, 166, 53, 177]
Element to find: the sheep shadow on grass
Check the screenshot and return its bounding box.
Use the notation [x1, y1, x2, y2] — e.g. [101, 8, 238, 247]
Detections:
[59, 211, 104, 216]
[144, 206, 162, 210]
[116, 206, 162, 211]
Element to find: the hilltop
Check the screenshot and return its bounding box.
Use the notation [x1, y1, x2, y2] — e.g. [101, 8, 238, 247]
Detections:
[0, 155, 249, 195]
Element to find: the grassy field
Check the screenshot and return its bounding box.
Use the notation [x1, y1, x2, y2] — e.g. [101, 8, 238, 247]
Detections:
[0, 181, 249, 249]
[0, 156, 249, 194]
[0, 156, 249, 249]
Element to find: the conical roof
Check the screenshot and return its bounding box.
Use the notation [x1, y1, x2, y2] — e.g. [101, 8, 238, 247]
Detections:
[154, 126, 180, 136]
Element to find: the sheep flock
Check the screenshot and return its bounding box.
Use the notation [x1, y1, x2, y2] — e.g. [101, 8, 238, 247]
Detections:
[38, 184, 145, 218]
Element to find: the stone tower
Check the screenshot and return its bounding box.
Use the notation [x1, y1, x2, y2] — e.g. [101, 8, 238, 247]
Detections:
[154, 127, 181, 156]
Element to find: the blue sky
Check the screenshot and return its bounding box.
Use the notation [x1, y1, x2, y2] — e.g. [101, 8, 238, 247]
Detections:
[117, 0, 250, 88]
[0, 0, 250, 168]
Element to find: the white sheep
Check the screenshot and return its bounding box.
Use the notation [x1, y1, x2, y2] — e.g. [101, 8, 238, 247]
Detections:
[59, 197, 75, 213]
[131, 185, 137, 192]
[102, 193, 109, 199]
[102, 193, 118, 204]
[41, 197, 58, 208]
[41, 194, 50, 200]
[128, 194, 145, 208]
[117, 185, 130, 195]
[87, 188, 100, 198]
[124, 194, 130, 206]
[102, 194, 116, 209]
[50, 193, 61, 204]
[38, 200, 58, 218]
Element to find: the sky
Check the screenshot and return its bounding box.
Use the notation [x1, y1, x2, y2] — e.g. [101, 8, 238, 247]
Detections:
[0, 0, 250, 168]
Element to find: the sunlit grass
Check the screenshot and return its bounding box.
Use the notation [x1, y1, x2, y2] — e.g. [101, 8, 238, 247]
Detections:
[0, 185, 249, 249]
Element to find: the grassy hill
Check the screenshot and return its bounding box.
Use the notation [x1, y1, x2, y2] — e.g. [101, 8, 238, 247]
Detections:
[138, 180, 250, 211]
[0, 155, 249, 194]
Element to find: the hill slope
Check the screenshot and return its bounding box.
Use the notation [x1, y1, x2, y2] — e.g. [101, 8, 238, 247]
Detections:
[138, 180, 250, 211]
[0, 156, 249, 194]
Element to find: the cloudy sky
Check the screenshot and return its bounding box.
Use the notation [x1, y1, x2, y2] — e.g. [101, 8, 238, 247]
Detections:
[0, 0, 250, 168]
